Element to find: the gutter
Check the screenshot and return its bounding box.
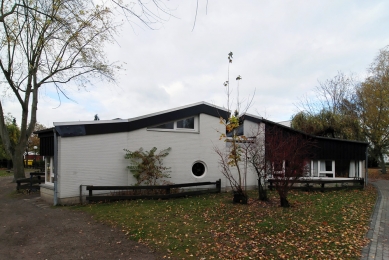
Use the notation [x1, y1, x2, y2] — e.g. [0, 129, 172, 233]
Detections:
[53, 129, 58, 206]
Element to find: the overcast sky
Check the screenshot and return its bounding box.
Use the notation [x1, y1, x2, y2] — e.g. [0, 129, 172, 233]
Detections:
[4, 0, 389, 127]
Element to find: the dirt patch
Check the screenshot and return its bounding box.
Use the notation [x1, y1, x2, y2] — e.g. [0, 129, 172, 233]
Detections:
[0, 176, 164, 260]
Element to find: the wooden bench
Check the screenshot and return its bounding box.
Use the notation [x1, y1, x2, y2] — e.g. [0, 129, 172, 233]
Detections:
[16, 172, 45, 191]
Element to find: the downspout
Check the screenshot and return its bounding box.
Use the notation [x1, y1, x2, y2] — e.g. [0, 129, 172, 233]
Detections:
[53, 129, 58, 206]
[365, 145, 368, 187]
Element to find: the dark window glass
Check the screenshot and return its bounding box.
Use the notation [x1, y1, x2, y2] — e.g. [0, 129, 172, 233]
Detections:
[325, 160, 332, 171]
[192, 162, 206, 177]
[150, 122, 174, 129]
[177, 117, 194, 129]
[226, 124, 244, 137]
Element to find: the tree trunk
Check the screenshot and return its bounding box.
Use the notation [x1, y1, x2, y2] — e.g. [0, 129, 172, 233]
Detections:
[280, 197, 290, 207]
[379, 153, 387, 174]
[12, 145, 25, 181]
[7, 160, 12, 170]
[233, 191, 248, 204]
[258, 180, 268, 201]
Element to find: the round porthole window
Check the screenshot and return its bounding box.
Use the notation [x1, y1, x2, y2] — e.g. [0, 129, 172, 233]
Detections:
[192, 161, 206, 177]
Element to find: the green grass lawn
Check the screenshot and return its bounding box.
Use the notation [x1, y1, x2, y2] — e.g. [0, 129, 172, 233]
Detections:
[0, 169, 12, 177]
[75, 187, 376, 259]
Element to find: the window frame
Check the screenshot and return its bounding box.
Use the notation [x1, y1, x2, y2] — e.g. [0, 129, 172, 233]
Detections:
[349, 160, 363, 178]
[191, 160, 207, 178]
[147, 116, 198, 133]
[311, 160, 335, 178]
[45, 156, 55, 185]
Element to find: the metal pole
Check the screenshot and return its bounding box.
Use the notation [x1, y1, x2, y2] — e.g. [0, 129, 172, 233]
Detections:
[365, 145, 368, 187]
[33, 145, 37, 169]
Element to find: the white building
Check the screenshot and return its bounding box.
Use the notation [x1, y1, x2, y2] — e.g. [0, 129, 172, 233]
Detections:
[36, 102, 368, 205]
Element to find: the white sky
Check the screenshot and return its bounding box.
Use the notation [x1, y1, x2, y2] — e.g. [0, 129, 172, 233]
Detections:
[4, 0, 389, 127]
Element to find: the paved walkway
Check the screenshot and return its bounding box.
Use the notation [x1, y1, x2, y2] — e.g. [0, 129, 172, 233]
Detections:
[361, 180, 389, 259]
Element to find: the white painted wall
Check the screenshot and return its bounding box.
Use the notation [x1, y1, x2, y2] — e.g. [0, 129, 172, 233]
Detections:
[57, 130, 129, 199]
[244, 121, 265, 186]
[243, 120, 264, 138]
[57, 113, 235, 200]
[221, 120, 266, 191]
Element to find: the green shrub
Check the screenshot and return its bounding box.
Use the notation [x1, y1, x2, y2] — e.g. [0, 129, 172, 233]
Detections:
[124, 147, 171, 185]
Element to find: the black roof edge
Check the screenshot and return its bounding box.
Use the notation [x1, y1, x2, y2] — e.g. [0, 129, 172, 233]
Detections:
[54, 103, 230, 137]
[34, 127, 56, 137]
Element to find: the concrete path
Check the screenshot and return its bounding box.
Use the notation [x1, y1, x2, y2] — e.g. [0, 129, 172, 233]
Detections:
[361, 180, 389, 259]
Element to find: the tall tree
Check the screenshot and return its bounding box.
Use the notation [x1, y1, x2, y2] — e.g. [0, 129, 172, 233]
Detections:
[298, 71, 355, 115]
[292, 72, 362, 140]
[357, 46, 389, 174]
[0, 113, 20, 161]
[0, 0, 120, 180]
[0, 0, 192, 180]
[0, 1, 174, 27]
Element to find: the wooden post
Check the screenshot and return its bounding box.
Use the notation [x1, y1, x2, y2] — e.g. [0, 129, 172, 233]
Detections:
[88, 186, 93, 197]
[216, 179, 221, 193]
[321, 182, 325, 192]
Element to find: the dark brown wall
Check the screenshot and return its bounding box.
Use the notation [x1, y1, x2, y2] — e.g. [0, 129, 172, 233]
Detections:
[264, 122, 367, 161]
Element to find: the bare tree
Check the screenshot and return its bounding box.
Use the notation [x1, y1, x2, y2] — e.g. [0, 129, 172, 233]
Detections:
[292, 72, 362, 141]
[0, 1, 176, 27]
[214, 138, 248, 203]
[297, 71, 356, 115]
[246, 124, 268, 201]
[0, 0, 205, 180]
[264, 126, 314, 207]
[0, 0, 120, 180]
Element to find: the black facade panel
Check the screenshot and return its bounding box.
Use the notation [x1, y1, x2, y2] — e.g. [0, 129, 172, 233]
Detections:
[84, 122, 128, 136]
[56, 125, 86, 137]
[40, 136, 54, 156]
[264, 122, 368, 162]
[313, 138, 367, 161]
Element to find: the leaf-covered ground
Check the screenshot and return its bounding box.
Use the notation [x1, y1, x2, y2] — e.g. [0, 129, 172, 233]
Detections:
[75, 186, 376, 259]
[368, 168, 389, 181]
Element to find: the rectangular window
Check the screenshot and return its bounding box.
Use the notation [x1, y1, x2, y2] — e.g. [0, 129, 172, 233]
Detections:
[320, 160, 333, 171]
[312, 160, 335, 178]
[147, 116, 198, 132]
[349, 160, 361, 177]
[177, 117, 194, 129]
[226, 124, 244, 137]
[149, 122, 174, 129]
